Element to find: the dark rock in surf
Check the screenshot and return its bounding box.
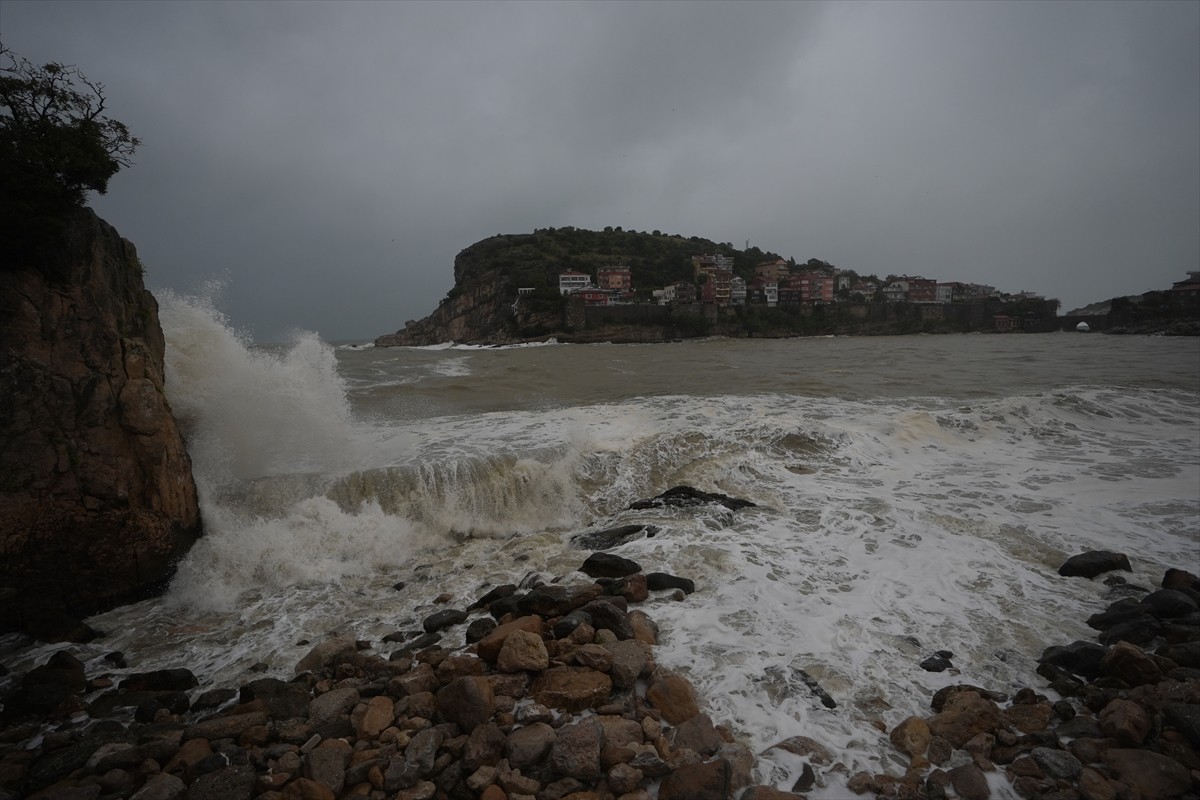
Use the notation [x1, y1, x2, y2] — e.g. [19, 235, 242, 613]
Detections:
[582, 598, 635, 640]
[572, 524, 659, 550]
[1098, 617, 1161, 646]
[1087, 598, 1151, 631]
[647, 572, 696, 594]
[629, 485, 756, 512]
[921, 654, 954, 673]
[1163, 568, 1200, 592]
[422, 608, 468, 634]
[793, 668, 838, 709]
[1141, 589, 1198, 619]
[1058, 551, 1132, 579]
[469, 583, 517, 610]
[119, 668, 198, 692]
[1039, 641, 1109, 680]
[516, 584, 603, 618]
[579, 552, 642, 578]
[465, 617, 497, 644]
[552, 610, 593, 640]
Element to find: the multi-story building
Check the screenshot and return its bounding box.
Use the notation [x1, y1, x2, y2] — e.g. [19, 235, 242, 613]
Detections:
[652, 285, 677, 305]
[597, 266, 632, 293]
[850, 281, 878, 300]
[754, 259, 790, 283]
[672, 282, 697, 304]
[692, 253, 735, 277]
[792, 271, 835, 304]
[906, 277, 938, 303]
[882, 280, 909, 302]
[559, 270, 592, 295]
[700, 269, 733, 305]
[730, 276, 747, 306]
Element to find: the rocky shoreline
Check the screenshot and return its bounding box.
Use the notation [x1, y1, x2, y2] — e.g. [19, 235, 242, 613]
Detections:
[1, 493, 1197, 800]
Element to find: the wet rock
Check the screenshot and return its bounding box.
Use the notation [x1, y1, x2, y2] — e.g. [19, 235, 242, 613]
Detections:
[742, 787, 806, 800]
[185, 764, 256, 800]
[1162, 703, 1200, 747]
[1098, 616, 1161, 646]
[671, 712, 724, 757]
[928, 691, 1003, 748]
[1142, 589, 1199, 619]
[581, 598, 634, 640]
[477, 615, 544, 662]
[516, 584, 603, 618]
[1100, 641, 1163, 686]
[659, 758, 732, 800]
[497, 629, 549, 673]
[579, 552, 643, 578]
[505, 721, 556, 769]
[920, 653, 953, 672]
[1098, 698, 1150, 744]
[305, 740, 351, 794]
[422, 608, 467, 634]
[553, 609, 593, 639]
[1031, 747, 1082, 780]
[630, 485, 756, 511]
[469, 583, 517, 610]
[572, 524, 658, 550]
[1087, 598, 1151, 631]
[1103, 748, 1191, 799]
[603, 640, 650, 690]
[1003, 702, 1053, 734]
[184, 711, 269, 742]
[1058, 551, 1132, 579]
[646, 674, 700, 725]
[465, 617, 497, 644]
[763, 735, 835, 766]
[948, 762, 990, 800]
[530, 666, 612, 712]
[309, 687, 359, 723]
[646, 572, 696, 594]
[240, 678, 311, 719]
[930, 684, 1008, 712]
[1039, 641, 1109, 680]
[119, 668, 198, 692]
[295, 635, 357, 675]
[1163, 568, 1200, 592]
[129, 772, 185, 800]
[890, 716, 932, 759]
[436, 676, 495, 732]
[549, 718, 602, 780]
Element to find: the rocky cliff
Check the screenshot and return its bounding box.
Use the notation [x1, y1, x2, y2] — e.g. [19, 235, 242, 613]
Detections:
[0, 209, 201, 638]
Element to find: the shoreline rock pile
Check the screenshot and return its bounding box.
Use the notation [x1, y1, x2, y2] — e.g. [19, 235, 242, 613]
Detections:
[0, 542, 789, 800]
[847, 554, 1199, 800]
[2, 533, 1197, 800]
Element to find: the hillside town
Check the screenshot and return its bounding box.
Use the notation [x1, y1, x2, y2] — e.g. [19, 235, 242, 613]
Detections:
[548, 254, 1048, 312]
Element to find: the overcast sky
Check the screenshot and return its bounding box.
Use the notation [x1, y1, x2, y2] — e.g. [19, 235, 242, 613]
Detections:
[4, 1, 1197, 341]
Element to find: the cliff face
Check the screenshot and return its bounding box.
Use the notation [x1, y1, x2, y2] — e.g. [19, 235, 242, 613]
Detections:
[376, 269, 527, 346]
[0, 209, 201, 636]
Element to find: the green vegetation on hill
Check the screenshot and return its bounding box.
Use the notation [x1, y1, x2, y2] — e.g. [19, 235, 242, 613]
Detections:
[451, 226, 786, 296]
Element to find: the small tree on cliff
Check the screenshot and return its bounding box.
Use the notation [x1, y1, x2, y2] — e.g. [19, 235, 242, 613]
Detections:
[0, 45, 140, 262]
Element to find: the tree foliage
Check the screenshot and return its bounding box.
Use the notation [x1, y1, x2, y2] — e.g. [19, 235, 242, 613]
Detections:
[1, 45, 140, 261]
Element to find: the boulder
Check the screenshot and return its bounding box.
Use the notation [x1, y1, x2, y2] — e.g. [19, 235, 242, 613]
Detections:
[659, 758, 732, 800]
[477, 615, 544, 662]
[1039, 641, 1109, 679]
[571, 524, 658, 550]
[646, 572, 696, 594]
[890, 716, 931, 759]
[928, 691, 1003, 748]
[0, 209, 201, 633]
[1058, 551, 1132, 579]
[1141, 589, 1199, 619]
[531, 666, 612, 712]
[646, 674, 700, 725]
[1103, 749, 1191, 799]
[629, 485, 756, 511]
[506, 721, 556, 769]
[579, 552, 642, 578]
[496, 629, 549, 673]
[422, 608, 467, 634]
[436, 676, 495, 732]
[549, 718, 603, 780]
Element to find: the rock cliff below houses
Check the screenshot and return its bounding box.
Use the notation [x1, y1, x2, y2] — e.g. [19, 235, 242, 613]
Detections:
[0, 208, 201, 637]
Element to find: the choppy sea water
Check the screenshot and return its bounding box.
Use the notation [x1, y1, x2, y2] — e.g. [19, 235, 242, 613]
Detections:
[5, 294, 1199, 796]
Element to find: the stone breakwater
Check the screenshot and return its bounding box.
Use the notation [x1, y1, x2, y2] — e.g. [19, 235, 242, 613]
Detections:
[0, 532, 1197, 799]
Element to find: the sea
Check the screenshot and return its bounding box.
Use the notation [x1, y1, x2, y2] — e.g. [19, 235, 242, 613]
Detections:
[5, 293, 1199, 796]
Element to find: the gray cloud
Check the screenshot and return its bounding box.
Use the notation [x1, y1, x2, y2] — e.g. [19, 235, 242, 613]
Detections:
[3, 0, 1196, 340]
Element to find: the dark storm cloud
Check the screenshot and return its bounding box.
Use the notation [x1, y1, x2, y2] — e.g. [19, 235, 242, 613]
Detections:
[3, 0, 1196, 340]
